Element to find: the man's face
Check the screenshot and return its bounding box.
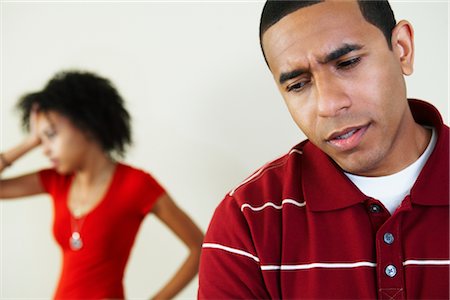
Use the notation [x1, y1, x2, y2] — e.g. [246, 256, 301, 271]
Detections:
[262, 0, 414, 176]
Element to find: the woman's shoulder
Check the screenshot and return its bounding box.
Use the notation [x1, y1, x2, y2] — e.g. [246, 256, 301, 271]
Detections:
[39, 168, 73, 194]
[114, 162, 165, 194]
[115, 162, 158, 182]
[39, 168, 73, 182]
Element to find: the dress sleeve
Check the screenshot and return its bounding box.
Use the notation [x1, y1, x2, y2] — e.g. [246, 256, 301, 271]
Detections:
[140, 172, 166, 215]
[38, 168, 61, 194]
[198, 195, 271, 299]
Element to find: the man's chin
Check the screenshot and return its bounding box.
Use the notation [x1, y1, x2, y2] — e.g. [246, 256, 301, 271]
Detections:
[338, 160, 384, 177]
[332, 154, 377, 176]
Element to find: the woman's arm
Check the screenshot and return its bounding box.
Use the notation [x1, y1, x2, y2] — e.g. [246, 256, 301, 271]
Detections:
[150, 193, 204, 299]
[0, 172, 45, 199]
[0, 136, 44, 198]
[0, 106, 44, 198]
[0, 135, 40, 173]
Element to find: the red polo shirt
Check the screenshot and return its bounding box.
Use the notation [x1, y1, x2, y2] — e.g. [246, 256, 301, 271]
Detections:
[199, 99, 449, 299]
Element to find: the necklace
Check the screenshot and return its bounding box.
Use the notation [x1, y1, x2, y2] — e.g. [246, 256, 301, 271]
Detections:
[69, 211, 86, 251]
[67, 162, 116, 251]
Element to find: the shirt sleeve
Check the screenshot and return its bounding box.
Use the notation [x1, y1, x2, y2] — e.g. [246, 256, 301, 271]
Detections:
[198, 195, 271, 299]
[140, 172, 166, 215]
[38, 168, 61, 194]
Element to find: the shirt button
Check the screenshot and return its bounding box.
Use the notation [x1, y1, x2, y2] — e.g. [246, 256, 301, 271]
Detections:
[369, 204, 381, 213]
[385, 265, 397, 278]
[384, 233, 395, 244]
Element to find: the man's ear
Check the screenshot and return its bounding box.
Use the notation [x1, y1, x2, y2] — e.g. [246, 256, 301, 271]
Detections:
[391, 20, 415, 76]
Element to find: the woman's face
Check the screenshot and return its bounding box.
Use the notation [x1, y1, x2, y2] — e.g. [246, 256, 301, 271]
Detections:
[35, 110, 95, 174]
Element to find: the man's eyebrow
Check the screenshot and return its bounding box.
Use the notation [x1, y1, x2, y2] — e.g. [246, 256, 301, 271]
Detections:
[279, 69, 307, 85]
[278, 44, 363, 85]
[320, 43, 363, 64]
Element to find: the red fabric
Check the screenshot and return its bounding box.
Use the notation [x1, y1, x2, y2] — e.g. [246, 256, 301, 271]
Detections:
[199, 99, 449, 299]
[39, 163, 165, 299]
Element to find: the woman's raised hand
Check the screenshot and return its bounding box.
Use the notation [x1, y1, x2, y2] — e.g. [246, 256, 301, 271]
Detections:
[27, 104, 42, 147]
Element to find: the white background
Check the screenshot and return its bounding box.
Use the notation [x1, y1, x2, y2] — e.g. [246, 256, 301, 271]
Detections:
[1, 1, 448, 299]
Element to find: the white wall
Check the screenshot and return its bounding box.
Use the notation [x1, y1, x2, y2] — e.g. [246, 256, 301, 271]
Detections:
[0, 1, 448, 299]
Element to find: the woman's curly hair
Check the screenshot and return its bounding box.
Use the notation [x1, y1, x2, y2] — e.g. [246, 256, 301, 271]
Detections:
[17, 70, 132, 158]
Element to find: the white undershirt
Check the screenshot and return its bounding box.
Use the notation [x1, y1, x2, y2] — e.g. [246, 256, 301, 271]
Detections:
[345, 127, 437, 215]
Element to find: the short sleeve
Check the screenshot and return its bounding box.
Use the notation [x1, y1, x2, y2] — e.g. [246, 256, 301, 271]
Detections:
[38, 168, 62, 195]
[199, 195, 270, 299]
[139, 172, 166, 215]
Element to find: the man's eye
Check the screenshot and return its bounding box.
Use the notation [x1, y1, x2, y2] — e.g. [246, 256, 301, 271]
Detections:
[287, 81, 309, 93]
[337, 57, 361, 70]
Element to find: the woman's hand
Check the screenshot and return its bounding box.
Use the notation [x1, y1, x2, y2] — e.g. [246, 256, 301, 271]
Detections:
[0, 104, 42, 174]
[26, 104, 42, 148]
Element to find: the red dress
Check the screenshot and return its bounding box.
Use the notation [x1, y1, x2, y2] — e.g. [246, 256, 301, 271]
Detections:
[39, 163, 165, 299]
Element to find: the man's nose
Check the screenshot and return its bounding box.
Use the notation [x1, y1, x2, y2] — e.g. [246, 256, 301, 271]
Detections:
[314, 76, 351, 118]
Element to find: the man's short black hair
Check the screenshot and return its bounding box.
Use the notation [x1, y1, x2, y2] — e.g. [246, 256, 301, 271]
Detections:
[260, 0, 397, 62]
[17, 70, 132, 158]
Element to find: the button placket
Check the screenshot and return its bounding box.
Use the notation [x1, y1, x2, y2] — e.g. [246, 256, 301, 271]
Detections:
[366, 199, 390, 232]
[369, 204, 381, 213]
[385, 265, 397, 278]
[376, 213, 405, 299]
[383, 232, 394, 245]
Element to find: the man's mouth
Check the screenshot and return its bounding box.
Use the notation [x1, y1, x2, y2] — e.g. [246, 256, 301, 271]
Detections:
[326, 124, 370, 151]
[334, 128, 358, 140]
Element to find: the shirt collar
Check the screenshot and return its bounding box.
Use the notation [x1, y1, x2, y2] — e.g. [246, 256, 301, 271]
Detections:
[301, 99, 449, 212]
[408, 99, 449, 206]
[301, 142, 366, 212]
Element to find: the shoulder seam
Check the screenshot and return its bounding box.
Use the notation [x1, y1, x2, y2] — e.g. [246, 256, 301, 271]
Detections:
[202, 242, 260, 263]
[229, 149, 303, 196]
[240, 198, 306, 212]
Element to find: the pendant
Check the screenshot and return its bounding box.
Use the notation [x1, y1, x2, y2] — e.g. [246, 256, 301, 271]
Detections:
[70, 232, 83, 251]
[72, 208, 83, 219]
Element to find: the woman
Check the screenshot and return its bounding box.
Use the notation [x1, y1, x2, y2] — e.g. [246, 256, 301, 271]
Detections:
[0, 70, 204, 299]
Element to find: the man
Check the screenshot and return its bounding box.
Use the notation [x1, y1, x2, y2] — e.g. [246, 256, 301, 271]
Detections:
[198, 0, 449, 299]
